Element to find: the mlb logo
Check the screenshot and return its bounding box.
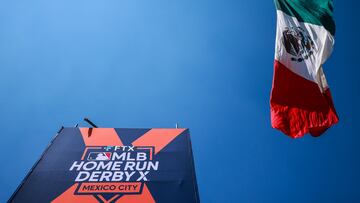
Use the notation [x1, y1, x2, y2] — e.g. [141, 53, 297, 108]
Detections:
[87, 152, 112, 161]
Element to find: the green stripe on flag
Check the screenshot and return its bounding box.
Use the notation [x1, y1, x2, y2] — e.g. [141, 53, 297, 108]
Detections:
[275, 0, 335, 35]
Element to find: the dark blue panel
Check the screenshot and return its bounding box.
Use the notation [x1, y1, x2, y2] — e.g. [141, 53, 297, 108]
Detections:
[10, 128, 85, 203]
[9, 128, 199, 203]
[114, 128, 150, 146]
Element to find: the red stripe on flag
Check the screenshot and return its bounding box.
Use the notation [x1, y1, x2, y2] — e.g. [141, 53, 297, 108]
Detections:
[270, 60, 339, 138]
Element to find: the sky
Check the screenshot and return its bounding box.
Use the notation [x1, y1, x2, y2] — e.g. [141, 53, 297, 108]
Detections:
[1, 0, 360, 202]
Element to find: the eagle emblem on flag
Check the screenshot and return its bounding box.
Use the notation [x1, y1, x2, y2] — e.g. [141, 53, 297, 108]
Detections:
[282, 26, 315, 62]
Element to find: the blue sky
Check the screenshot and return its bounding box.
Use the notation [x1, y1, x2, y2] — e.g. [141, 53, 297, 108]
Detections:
[1, 0, 360, 202]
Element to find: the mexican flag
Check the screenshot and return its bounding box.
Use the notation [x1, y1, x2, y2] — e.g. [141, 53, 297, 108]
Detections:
[271, 0, 339, 138]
